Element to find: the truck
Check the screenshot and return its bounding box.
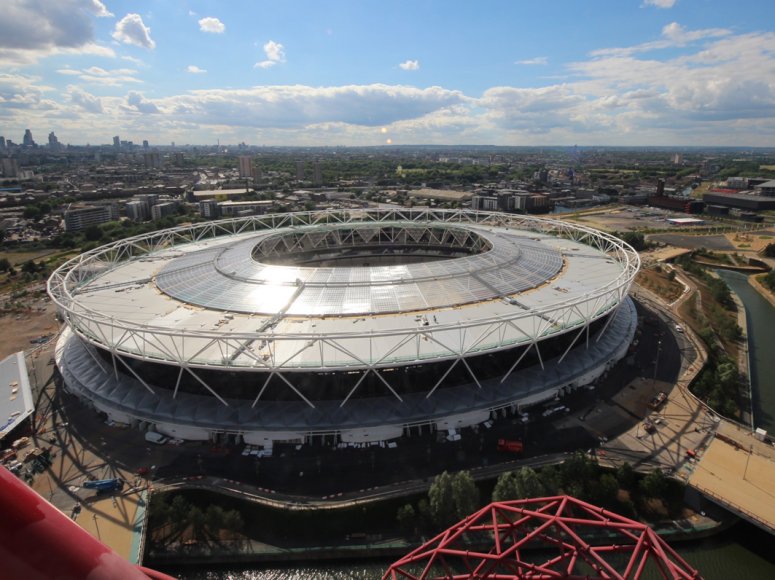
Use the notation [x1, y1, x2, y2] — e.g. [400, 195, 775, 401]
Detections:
[82, 478, 124, 492]
[496, 439, 524, 454]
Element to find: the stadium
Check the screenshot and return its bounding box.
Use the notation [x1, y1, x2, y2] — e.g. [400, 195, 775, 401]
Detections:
[49, 208, 639, 446]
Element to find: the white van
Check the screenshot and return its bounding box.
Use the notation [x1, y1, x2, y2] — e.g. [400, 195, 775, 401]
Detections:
[144, 431, 168, 445]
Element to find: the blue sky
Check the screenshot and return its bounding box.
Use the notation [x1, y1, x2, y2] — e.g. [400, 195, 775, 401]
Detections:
[2, 0, 775, 146]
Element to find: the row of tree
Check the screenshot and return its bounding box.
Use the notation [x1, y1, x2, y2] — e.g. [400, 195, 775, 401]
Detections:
[396, 454, 685, 537]
[147, 494, 244, 552]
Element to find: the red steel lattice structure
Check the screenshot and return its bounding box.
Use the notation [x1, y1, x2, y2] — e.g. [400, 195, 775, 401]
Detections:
[384, 495, 701, 580]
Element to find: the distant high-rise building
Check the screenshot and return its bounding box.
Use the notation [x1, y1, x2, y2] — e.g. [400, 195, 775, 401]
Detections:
[199, 199, 220, 219]
[296, 160, 305, 181]
[1, 157, 20, 177]
[125, 200, 149, 222]
[151, 202, 177, 221]
[238, 155, 254, 179]
[0, 136, 6, 150]
[48, 132, 60, 149]
[143, 140, 149, 149]
[64, 206, 114, 232]
[144, 151, 162, 169]
[23, 129, 35, 147]
[313, 159, 322, 185]
[113, 136, 120, 149]
[136, 193, 160, 207]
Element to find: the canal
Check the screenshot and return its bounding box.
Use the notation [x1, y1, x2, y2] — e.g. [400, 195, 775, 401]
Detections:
[167, 521, 775, 579]
[716, 269, 775, 432]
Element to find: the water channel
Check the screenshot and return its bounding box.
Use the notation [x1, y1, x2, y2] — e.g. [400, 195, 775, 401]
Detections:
[716, 269, 775, 432]
[168, 272, 775, 579]
[170, 520, 775, 579]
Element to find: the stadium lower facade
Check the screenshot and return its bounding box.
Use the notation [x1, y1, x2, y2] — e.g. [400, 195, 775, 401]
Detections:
[49, 209, 639, 445]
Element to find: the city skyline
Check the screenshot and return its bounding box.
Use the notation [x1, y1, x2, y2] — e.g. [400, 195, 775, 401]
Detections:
[2, 0, 775, 147]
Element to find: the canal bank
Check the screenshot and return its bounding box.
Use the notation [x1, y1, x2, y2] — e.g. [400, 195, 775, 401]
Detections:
[716, 270, 775, 433]
[157, 519, 775, 580]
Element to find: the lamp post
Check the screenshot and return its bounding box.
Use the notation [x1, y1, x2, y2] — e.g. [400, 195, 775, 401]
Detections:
[744, 444, 753, 481]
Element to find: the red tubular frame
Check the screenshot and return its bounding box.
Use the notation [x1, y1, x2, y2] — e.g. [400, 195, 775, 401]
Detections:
[384, 495, 701, 580]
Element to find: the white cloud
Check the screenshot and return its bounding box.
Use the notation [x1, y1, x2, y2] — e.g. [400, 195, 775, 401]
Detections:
[158, 84, 465, 128]
[516, 57, 548, 66]
[123, 91, 160, 114]
[121, 55, 144, 66]
[66, 85, 103, 113]
[56, 66, 141, 86]
[591, 22, 730, 58]
[89, 0, 113, 17]
[198, 17, 225, 34]
[399, 60, 420, 71]
[0, 1, 117, 65]
[187, 65, 207, 74]
[112, 13, 156, 49]
[255, 40, 286, 69]
[643, 0, 676, 8]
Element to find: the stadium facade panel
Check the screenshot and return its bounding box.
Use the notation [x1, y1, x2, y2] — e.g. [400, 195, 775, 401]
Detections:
[50, 209, 639, 444]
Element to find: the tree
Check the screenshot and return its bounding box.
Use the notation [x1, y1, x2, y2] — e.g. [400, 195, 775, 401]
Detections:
[428, 471, 456, 527]
[492, 471, 519, 502]
[494, 467, 546, 502]
[0, 258, 10, 272]
[222, 509, 243, 539]
[84, 225, 103, 242]
[204, 505, 225, 541]
[616, 463, 637, 489]
[428, 470, 480, 528]
[451, 470, 479, 520]
[558, 452, 598, 499]
[21, 260, 39, 274]
[618, 231, 647, 251]
[591, 473, 620, 506]
[639, 469, 669, 498]
[396, 503, 417, 535]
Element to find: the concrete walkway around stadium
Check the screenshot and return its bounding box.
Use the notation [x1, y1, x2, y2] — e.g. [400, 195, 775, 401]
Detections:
[688, 424, 775, 534]
[609, 277, 775, 536]
[26, 342, 149, 564]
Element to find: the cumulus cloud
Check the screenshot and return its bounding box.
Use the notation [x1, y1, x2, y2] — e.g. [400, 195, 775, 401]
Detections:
[480, 85, 587, 131]
[56, 66, 142, 86]
[66, 85, 103, 113]
[89, 0, 113, 17]
[186, 65, 207, 74]
[158, 84, 465, 128]
[0, 0, 116, 64]
[399, 60, 420, 71]
[198, 17, 225, 34]
[516, 57, 548, 66]
[643, 0, 676, 8]
[123, 91, 160, 113]
[112, 13, 156, 49]
[255, 40, 285, 68]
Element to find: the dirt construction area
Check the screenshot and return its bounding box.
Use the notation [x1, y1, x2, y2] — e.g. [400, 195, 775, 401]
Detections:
[0, 298, 59, 360]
